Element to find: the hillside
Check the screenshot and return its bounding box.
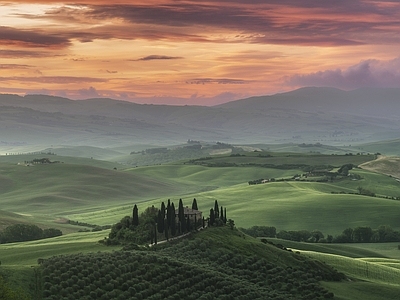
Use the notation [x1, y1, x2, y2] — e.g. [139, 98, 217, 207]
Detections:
[4, 151, 400, 237]
[2, 87, 400, 153]
[359, 156, 400, 179]
[36, 226, 343, 300]
[265, 238, 400, 300]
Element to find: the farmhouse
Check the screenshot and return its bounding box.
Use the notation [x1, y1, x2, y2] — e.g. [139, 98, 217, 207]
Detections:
[175, 206, 202, 222]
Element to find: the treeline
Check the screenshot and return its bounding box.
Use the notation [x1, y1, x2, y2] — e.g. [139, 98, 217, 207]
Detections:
[241, 225, 400, 243]
[25, 158, 60, 164]
[0, 224, 62, 244]
[68, 220, 111, 232]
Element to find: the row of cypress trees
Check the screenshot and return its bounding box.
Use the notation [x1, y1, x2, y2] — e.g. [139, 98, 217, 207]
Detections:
[131, 198, 227, 244]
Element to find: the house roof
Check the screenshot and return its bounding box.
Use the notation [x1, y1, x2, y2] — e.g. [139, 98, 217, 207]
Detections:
[175, 207, 202, 215]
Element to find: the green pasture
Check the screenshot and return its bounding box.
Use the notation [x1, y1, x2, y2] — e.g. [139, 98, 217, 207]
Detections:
[193, 182, 400, 234]
[0, 230, 117, 266]
[0, 161, 181, 216]
[329, 168, 400, 198]
[322, 281, 400, 300]
[342, 243, 400, 260]
[355, 139, 400, 156]
[266, 238, 388, 258]
[1, 153, 399, 238]
[298, 250, 400, 285]
[0, 154, 122, 169]
[125, 164, 302, 188]
[190, 152, 374, 167]
[66, 179, 400, 237]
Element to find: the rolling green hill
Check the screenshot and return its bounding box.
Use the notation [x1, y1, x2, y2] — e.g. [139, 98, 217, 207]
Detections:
[3, 151, 399, 237]
[1, 226, 346, 299]
[1, 149, 400, 299]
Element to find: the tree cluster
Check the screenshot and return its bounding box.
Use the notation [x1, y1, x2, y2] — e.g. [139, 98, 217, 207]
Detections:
[0, 224, 62, 244]
[208, 200, 228, 227]
[106, 198, 203, 246]
[242, 225, 400, 244]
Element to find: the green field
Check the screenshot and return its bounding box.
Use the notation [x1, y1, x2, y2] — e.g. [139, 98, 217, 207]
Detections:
[264, 238, 400, 300]
[1, 150, 400, 299]
[1, 152, 400, 235]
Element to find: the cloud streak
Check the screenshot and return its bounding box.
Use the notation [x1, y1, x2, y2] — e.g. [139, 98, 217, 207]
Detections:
[38, 1, 400, 46]
[286, 58, 400, 90]
[0, 26, 71, 48]
[133, 55, 183, 61]
[0, 76, 107, 84]
[1, 1, 400, 105]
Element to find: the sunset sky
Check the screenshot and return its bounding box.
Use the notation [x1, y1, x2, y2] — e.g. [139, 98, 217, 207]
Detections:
[1, 0, 400, 105]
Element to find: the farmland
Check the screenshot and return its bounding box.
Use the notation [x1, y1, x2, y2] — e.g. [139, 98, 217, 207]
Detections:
[1, 148, 400, 299]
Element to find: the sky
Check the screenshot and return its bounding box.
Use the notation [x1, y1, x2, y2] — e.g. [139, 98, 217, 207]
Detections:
[1, 0, 400, 105]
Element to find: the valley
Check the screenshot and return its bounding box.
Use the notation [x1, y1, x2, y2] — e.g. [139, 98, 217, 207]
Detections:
[1, 143, 400, 299]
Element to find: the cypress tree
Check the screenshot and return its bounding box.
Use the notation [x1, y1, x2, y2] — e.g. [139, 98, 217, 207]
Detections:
[154, 224, 157, 245]
[214, 200, 219, 219]
[210, 208, 215, 225]
[166, 199, 172, 228]
[132, 204, 139, 226]
[224, 207, 227, 223]
[220, 206, 224, 221]
[202, 217, 205, 228]
[186, 216, 191, 232]
[170, 202, 176, 236]
[178, 199, 185, 233]
[157, 210, 164, 233]
[164, 219, 169, 241]
[161, 201, 166, 220]
[192, 198, 198, 210]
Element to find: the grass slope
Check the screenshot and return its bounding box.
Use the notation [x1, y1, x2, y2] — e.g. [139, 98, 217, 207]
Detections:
[38, 226, 342, 300]
[264, 238, 400, 300]
[360, 156, 400, 179]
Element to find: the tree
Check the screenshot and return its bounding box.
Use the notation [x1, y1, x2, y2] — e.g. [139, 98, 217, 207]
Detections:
[160, 202, 166, 220]
[192, 198, 198, 210]
[170, 202, 176, 236]
[154, 224, 157, 245]
[43, 228, 62, 238]
[1, 224, 43, 243]
[178, 198, 185, 233]
[311, 230, 324, 243]
[164, 219, 169, 241]
[214, 200, 219, 219]
[224, 207, 227, 223]
[166, 200, 172, 228]
[132, 205, 139, 226]
[186, 216, 191, 232]
[353, 226, 373, 243]
[157, 211, 164, 233]
[210, 208, 215, 226]
[220, 206, 224, 221]
[228, 219, 235, 230]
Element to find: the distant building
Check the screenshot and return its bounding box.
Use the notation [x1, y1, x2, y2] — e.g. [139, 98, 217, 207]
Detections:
[175, 206, 202, 222]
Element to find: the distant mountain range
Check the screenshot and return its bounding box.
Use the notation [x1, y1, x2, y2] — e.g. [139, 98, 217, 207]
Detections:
[1, 87, 400, 151]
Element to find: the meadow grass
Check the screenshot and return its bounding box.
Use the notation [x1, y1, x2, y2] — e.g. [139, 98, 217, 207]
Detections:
[342, 242, 400, 260]
[0, 230, 118, 266]
[322, 281, 400, 300]
[190, 152, 374, 166]
[192, 181, 400, 233]
[2, 156, 399, 237]
[266, 238, 388, 258]
[297, 250, 400, 285]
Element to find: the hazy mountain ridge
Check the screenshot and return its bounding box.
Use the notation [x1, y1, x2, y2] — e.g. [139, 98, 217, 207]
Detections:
[1, 87, 400, 150]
